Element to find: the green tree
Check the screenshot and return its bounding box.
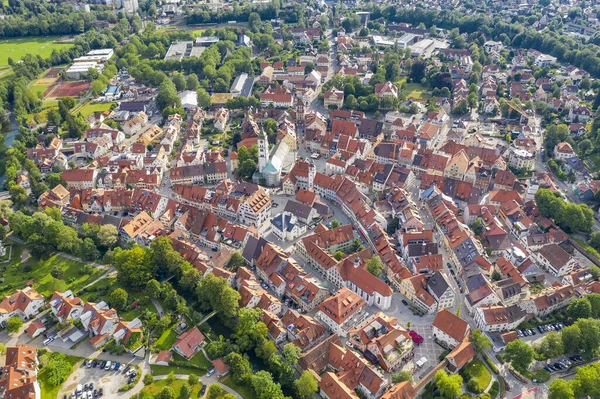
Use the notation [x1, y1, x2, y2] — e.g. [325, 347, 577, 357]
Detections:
[392, 370, 413, 383]
[562, 324, 582, 354]
[179, 382, 191, 399]
[172, 72, 186, 92]
[109, 288, 128, 311]
[505, 340, 535, 371]
[538, 331, 564, 359]
[579, 138, 593, 156]
[147, 279, 162, 299]
[6, 316, 23, 333]
[575, 318, 600, 357]
[470, 329, 492, 352]
[225, 352, 252, 383]
[330, 220, 340, 228]
[572, 363, 600, 398]
[113, 245, 155, 289]
[43, 353, 73, 386]
[351, 239, 364, 252]
[196, 273, 240, 320]
[156, 79, 181, 112]
[333, 251, 344, 261]
[97, 224, 118, 249]
[567, 298, 592, 320]
[227, 252, 246, 271]
[188, 374, 199, 386]
[549, 378, 575, 399]
[251, 371, 285, 399]
[295, 371, 318, 399]
[186, 74, 200, 91]
[157, 386, 176, 399]
[435, 370, 462, 399]
[470, 218, 483, 235]
[197, 88, 211, 108]
[366, 256, 383, 277]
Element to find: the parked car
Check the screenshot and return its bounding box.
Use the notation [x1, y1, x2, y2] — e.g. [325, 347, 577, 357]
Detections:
[200, 385, 207, 396]
[98, 388, 103, 397]
[402, 300, 409, 306]
[544, 365, 553, 373]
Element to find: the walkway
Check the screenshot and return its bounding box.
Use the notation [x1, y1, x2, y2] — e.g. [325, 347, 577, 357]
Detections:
[151, 298, 165, 317]
[153, 374, 242, 399]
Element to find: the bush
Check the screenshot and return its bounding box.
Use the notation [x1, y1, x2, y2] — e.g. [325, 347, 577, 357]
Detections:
[483, 354, 499, 374]
[467, 377, 483, 394]
[143, 374, 154, 385]
[489, 381, 500, 398]
[119, 366, 141, 391]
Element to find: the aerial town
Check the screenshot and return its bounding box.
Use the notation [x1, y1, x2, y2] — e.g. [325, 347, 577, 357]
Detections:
[1, 0, 600, 398]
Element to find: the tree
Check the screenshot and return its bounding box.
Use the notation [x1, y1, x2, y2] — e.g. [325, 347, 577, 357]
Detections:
[157, 386, 176, 399]
[81, 237, 100, 261]
[567, 298, 592, 320]
[330, 220, 340, 228]
[186, 74, 200, 91]
[196, 273, 240, 320]
[410, 60, 427, 82]
[167, 372, 176, 385]
[538, 331, 564, 359]
[366, 256, 383, 277]
[143, 374, 154, 385]
[0, 343, 5, 354]
[248, 12, 262, 32]
[114, 245, 155, 289]
[571, 363, 600, 398]
[579, 138, 593, 156]
[156, 79, 181, 112]
[251, 371, 285, 399]
[91, 80, 106, 95]
[147, 279, 162, 299]
[188, 374, 199, 386]
[97, 224, 118, 249]
[6, 317, 23, 333]
[109, 288, 128, 311]
[197, 88, 211, 108]
[392, 370, 413, 383]
[226, 252, 246, 271]
[225, 352, 252, 383]
[333, 251, 344, 261]
[575, 318, 600, 357]
[43, 353, 73, 386]
[562, 324, 582, 354]
[549, 378, 575, 399]
[470, 329, 492, 352]
[295, 370, 318, 399]
[351, 239, 364, 252]
[589, 232, 600, 251]
[470, 218, 483, 236]
[435, 370, 462, 399]
[505, 340, 535, 371]
[179, 383, 192, 399]
[172, 73, 186, 92]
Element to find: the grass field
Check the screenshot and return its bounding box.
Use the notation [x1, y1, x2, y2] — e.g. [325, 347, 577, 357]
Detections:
[38, 353, 82, 399]
[150, 352, 212, 376]
[77, 102, 115, 117]
[222, 376, 258, 399]
[0, 37, 73, 67]
[0, 244, 104, 297]
[155, 325, 178, 350]
[140, 379, 203, 399]
[395, 76, 430, 99]
[461, 359, 492, 393]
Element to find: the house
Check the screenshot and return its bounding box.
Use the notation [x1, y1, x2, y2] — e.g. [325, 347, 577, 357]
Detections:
[316, 287, 367, 337]
[214, 108, 229, 132]
[25, 320, 46, 339]
[374, 81, 399, 98]
[0, 287, 45, 325]
[432, 309, 469, 349]
[0, 345, 40, 399]
[172, 327, 205, 359]
[473, 304, 527, 332]
[49, 290, 85, 324]
[61, 169, 97, 189]
[324, 87, 345, 109]
[150, 350, 172, 366]
[211, 358, 230, 377]
[553, 142, 575, 160]
[534, 244, 578, 277]
[446, 340, 476, 372]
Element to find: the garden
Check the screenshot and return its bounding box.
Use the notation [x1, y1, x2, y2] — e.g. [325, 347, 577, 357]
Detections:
[460, 359, 493, 394]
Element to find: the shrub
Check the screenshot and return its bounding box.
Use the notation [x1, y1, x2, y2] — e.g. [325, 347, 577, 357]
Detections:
[489, 381, 500, 398]
[483, 354, 499, 374]
[143, 374, 154, 385]
[467, 377, 483, 394]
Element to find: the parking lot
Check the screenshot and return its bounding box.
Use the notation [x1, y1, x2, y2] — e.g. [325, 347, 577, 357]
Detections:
[57, 361, 136, 399]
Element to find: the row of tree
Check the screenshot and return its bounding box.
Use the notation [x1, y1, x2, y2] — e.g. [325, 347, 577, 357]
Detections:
[534, 188, 595, 233]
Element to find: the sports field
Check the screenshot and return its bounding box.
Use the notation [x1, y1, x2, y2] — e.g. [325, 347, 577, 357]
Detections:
[0, 36, 73, 67]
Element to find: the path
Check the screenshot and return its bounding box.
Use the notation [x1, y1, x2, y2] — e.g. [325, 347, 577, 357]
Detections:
[153, 374, 242, 399]
[151, 298, 165, 317]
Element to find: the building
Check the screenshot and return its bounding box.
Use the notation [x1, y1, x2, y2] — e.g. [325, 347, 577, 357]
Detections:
[0, 287, 45, 325]
[316, 287, 367, 337]
[61, 169, 97, 189]
[323, 87, 344, 109]
[0, 345, 40, 399]
[173, 327, 205, 359]
[534, 244, 578, 277]
[432, 309, 469, 349]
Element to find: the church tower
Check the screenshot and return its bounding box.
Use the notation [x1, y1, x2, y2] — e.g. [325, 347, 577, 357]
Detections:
[258, 128, 269, 173]
[308, 160, 316, 190]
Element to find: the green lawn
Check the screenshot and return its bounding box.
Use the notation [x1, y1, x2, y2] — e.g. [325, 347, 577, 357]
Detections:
[586, 152, 600, 172]
[79, 277, 159, 321]
[462, 359, 493, 393]
[0, 245, 104, 297]
[0, 37, 73, 67]
[151, 352, 211, 376]
[155, 325, 178, 350]
[222, 376, 258, 399]
[38, 353, 82, 399]
[77, 101, 115, 117]
[31, 83, 51, 98]
[140, 379, 203, 399]
[405, 83, 429, 99]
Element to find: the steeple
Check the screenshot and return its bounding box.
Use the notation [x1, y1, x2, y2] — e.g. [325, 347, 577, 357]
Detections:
[258, 127, 269, 173]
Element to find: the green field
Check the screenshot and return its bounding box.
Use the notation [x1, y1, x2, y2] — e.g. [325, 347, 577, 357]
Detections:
[0, 37, 73, 67]
[140, 379, 203, 399]
[77, 102, 115, 117]
[38, 353, 82, 399]
[461, 359, 493, 393]
[150, 352, 212, 376]
[0, 244, 104, 297]
[222, 376, 258, 399]
[155, 325, 178, 350]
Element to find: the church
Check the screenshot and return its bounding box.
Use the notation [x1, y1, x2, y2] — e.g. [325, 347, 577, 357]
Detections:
[252, 129, 296, 186]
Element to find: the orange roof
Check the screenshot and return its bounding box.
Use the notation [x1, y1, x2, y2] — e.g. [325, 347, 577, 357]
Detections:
[318, 287, 365, 325]
[432, 309, 469, 343]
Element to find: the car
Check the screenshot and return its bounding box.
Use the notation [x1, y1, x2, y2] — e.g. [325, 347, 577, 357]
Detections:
[126, 369, 135, 376]
[517, 330, 523, 337]
[206, 368, 215, 377]
[64, 395, 68, 399]
[87, 360, 93, 368]
[553, 363, 565, 370]
[544, 366, 553, 373]
[402, 300, 409, 306]
[449, 269, 455, 275]
[547, 365, 556, 371]
[104, 361, 112, 371]
[446, 263, 452, 268]
[529, 329, 536, 335]
[123, 365, 130, 374]
[114, 362, 120, 370]
[82, 360, 87, 367]
[43, 337, 54, 346]
[537, 326, 544, 333]
[93, 390, 97, 398]
[89, 383, 93, 391]
[98, 388, 103, 397]
[200, 385, 207, 396]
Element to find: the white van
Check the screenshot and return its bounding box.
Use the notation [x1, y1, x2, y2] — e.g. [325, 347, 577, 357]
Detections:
[76, 384, 83, 395]
[104, 361, 112, 370]
[42, 337, 53, 346]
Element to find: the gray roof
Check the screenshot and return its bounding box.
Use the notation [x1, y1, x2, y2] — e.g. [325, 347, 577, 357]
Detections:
[426, 271, 451, 299]
[407, 242, 438, 257]
[284, 200, 313, 220]
[242, 235, 268, 264]
[272, 213, 296, 232]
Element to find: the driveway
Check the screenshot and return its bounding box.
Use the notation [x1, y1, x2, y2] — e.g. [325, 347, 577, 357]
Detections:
[57, 362, 133, 399]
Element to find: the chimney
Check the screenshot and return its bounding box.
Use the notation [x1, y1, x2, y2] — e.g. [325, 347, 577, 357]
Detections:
[354, 257, 360, 268]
